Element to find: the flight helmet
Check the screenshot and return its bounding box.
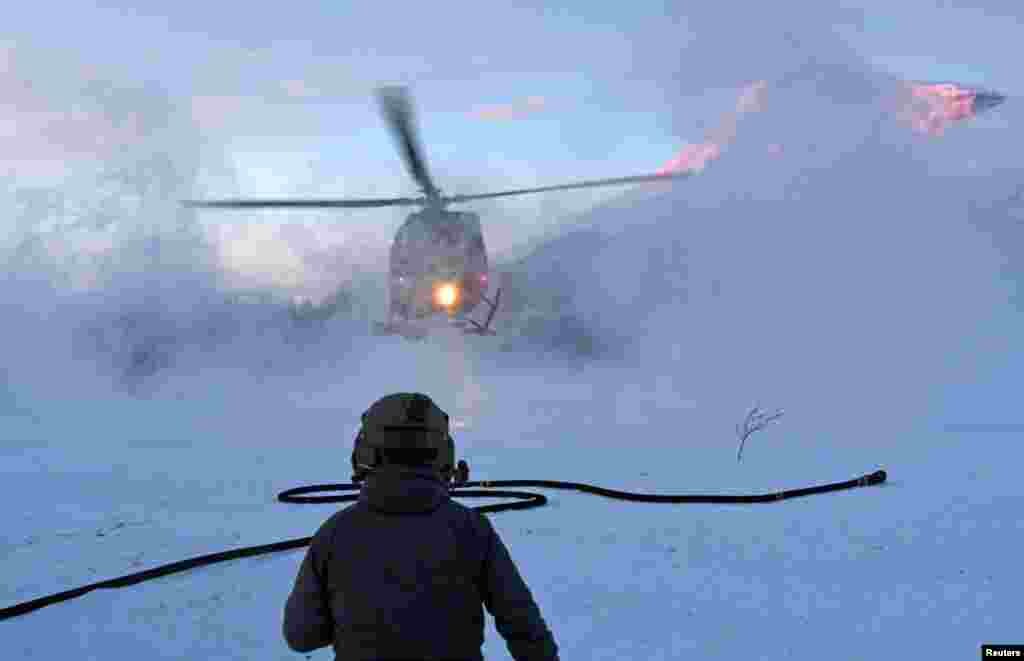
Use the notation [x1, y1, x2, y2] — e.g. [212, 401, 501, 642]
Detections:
[351, 392, 469, 486]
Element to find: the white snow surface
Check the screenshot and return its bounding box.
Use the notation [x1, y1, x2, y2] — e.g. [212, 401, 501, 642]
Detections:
[1, 360, 1021, 660]
[2, 54, 1023, 661]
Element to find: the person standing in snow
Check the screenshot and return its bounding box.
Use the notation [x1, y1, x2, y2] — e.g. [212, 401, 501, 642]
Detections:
[283, 392, 560, 661]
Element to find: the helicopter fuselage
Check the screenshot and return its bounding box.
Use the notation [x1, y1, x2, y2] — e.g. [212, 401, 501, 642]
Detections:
[388, 208, 489, 322]
[185, 85, 693, 337]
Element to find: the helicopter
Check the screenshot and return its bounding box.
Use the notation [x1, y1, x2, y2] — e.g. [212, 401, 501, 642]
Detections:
[184, 86, 691, 338]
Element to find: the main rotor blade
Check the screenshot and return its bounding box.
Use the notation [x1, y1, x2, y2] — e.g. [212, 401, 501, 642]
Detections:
[182, 197, 423, 209]
[376, 86, 438, 196]
[444, 171, 693, 204]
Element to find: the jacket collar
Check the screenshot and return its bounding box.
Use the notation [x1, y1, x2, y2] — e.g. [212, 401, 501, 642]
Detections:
[358, 465, 449, 514]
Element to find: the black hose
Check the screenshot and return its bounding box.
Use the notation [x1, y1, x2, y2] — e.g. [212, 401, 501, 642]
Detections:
[0, 469, 886, 621]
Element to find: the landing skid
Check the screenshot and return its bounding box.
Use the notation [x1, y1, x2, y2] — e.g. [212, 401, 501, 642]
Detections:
[462, 288, 501, 336]
[374, 287, 501, 339]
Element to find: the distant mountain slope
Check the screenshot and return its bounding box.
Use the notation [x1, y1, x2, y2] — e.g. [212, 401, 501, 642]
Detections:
[494, 61, 1020, 438]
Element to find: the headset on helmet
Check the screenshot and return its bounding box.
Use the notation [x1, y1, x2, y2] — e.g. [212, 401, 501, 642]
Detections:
[351, 393, 470, 487]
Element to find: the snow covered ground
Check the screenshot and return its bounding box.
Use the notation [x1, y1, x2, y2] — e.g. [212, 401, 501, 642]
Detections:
[2, 33, 1022, 661]
[1, 353, 1021, 660]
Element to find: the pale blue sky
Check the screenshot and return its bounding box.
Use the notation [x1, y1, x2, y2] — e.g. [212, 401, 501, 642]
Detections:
[2, 1, 1019, 256]
[4, 2, 1017, 170]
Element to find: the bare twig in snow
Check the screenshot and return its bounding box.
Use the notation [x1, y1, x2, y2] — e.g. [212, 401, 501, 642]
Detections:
[736, 404, 784, 462]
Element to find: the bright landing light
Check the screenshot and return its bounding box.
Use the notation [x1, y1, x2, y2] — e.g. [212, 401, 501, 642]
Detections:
[434, 282, 458, 308]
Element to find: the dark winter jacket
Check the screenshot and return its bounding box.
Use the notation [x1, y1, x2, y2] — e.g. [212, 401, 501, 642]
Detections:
[283, 465, 559, 661]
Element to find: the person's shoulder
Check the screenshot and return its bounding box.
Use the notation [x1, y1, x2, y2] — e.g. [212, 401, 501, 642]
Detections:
[441, 498, 496, 537]
[443, 496, 480, 518]
[312, 504, 361, 542]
